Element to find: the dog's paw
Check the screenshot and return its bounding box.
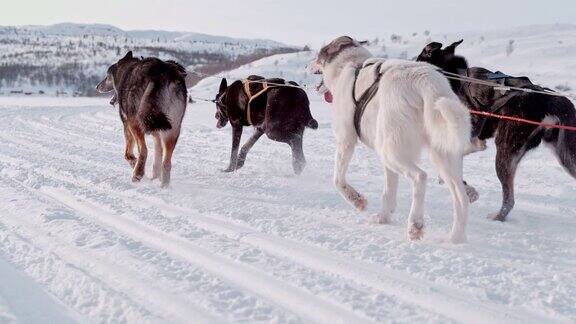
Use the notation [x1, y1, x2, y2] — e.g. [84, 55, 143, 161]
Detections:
[221, 167, 236, 173]
[465, 137, 487, 155]
[368, 212, 391, 224]
[132, 174, 143, 182]
[448, 232, 467, 244]
[465, 185, 479, 203]
[151, 166, 161, 180]
[407, 222, 424, 241]
[353, 195, 367, 211]
[474, 138, 487, 151]
[487, 212, 506, 222]
[125, 156, 137, 168]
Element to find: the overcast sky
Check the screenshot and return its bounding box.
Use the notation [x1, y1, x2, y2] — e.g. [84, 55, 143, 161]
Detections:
[2, 0, 575, 46]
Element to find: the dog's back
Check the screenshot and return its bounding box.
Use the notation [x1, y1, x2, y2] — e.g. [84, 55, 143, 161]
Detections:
[117, 58, 188, 133]
[373, 59, 471, 155]
[244, 77, 317, 132]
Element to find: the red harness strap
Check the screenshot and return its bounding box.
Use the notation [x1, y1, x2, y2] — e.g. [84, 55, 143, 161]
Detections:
[469, 109, 576, 132]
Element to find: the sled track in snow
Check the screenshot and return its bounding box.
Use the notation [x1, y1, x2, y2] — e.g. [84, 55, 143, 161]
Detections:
[0, 103, 575, 323]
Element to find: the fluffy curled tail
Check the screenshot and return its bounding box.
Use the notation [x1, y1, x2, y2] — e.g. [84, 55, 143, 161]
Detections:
[425, 97, 471, 154]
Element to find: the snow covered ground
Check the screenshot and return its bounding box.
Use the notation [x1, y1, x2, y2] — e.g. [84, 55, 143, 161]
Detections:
[1, 24, 576, 323]
[0, 93, 575, 323]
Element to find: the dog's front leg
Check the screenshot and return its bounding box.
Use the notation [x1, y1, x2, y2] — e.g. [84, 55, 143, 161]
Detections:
[223, 125, 243, 172]
[236, 128, 264, 169]
[334, 141, 367, 211]
[123, 122, 137, 168]
[131, 125, 147, 182]
[369, 167, 398, 224]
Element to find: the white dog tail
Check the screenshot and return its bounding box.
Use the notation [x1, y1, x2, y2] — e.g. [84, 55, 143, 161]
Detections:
[425, 97, 471, 154]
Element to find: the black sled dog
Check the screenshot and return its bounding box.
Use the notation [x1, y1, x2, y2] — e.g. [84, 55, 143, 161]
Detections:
[214, 76, 318, 173]
[96, 51, 188, 188]
[417, 40, 576, 221]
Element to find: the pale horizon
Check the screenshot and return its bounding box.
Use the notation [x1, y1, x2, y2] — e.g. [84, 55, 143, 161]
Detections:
[2, 0, 575, 46]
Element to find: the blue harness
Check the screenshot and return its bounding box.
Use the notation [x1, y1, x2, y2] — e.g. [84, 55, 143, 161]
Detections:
[486, 71, 511, 80]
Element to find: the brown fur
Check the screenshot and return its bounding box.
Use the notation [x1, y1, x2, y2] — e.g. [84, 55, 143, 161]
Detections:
[96, 51, 187, 187]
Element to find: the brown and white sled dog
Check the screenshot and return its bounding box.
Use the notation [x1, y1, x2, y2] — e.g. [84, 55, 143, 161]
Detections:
[96, 51, 187, 188]
[310, 37, 473, 243]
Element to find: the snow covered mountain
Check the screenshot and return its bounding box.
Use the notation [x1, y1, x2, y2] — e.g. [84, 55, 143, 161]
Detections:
[0, 23, 300, 96]
[193, 23, 576, 98]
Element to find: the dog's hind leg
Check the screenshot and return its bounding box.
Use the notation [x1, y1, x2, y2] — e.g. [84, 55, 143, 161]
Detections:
[429, 149, 469, 243]
[131, 124, 147, 182]
[334, 141, 366, 211]
[370, 167, 398, 224]
[160, 129, 180, 188]
[223, 126, 243, 172]
[491, 126, 542, 221]
[123, 122, 137, 168]
[393, 162, 427, 241]
[491, 148, 520, 222]
[236, 128, 264, 170]
[545, 129, 576, 180]
[289, 133, 306, 175]
[151, 132, 163, 180]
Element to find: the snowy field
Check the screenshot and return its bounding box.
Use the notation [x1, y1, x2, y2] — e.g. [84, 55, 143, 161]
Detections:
[0, 94, 575, 323]
[1, 24, 576, 323]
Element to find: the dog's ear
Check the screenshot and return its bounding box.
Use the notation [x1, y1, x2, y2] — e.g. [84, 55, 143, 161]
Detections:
[444, 39, 463, 54]
[219, 78, 227, 93]
[322, 36, 356, 60]
[417, 42, 443, 60]
[440, 39, 464, 62]
[122, 51, 133, 61]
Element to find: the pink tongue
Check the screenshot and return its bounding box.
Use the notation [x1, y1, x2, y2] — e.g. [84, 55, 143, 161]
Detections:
[324, 91, 333, 103]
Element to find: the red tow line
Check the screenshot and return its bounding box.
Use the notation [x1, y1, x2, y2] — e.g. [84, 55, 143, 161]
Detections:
[469, 109, 576, 132]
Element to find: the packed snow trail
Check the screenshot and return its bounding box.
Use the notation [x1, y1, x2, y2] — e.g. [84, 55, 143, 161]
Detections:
[0, 97, 575, 323]
[0, 256, 80, 324]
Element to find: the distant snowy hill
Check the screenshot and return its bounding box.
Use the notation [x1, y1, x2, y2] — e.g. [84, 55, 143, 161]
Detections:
[0, 24, 575, 323]
[193, 24, 576, 99]
[0, 23, 300, 96]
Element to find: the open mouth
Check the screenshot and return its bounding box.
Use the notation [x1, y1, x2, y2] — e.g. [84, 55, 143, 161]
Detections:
[316, 80, 333, 103]
[323, 91, 333, 103]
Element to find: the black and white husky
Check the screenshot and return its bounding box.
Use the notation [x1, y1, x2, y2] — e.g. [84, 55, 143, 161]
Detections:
[96, 51, 187, 188]
[310, 36, 473, 243]
[417, 40, 576, 221]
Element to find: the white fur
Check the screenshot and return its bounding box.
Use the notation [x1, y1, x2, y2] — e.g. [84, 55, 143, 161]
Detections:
[317, 45, 472, 243]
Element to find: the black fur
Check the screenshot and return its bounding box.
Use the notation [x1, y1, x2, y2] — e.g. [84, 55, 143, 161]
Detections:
[417, 40, 576, 221]
[214, 76, 318, 174]
[142, 111, 172, 131]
